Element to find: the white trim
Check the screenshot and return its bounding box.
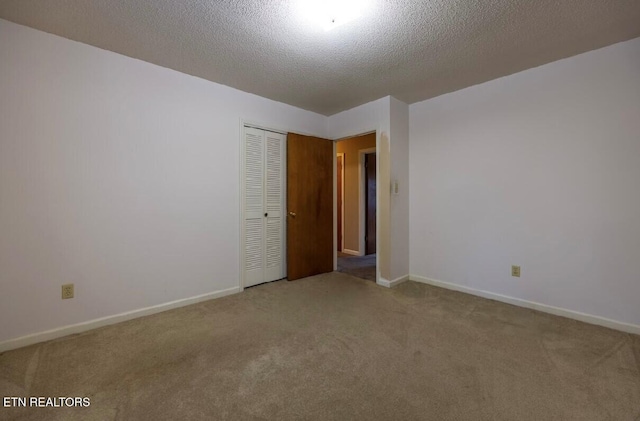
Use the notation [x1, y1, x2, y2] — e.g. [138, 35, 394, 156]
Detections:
[332, 129, 376, 142]
[283, 131, 289, 277]
[374, 131, 380, 287]
[377, 274, 409, 288]
[409, 275, 640, 335]
[243, 124, 286, 135]
[341, 249, 360, 256]
[0, 287, 241, 353]
[359, 147, 377, 257]
[333, 144, 337, 270]
[336, 152, 345, 253]
[239, 120, 247, 289]
[240, 118, 323, 139]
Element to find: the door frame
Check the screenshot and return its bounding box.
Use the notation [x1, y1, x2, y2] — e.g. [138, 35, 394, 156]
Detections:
[359, 147, 377, 257]
[336, 152, 345, 253]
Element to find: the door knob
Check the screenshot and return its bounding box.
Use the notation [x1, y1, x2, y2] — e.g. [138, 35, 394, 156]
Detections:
[289, 212, 296, 217]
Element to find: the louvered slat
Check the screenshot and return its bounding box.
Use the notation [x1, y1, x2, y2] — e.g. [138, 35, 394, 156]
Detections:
[245, 131, 263, 216]
[245, 219, 262, 271]
[266, 218, 281, 268]
[266, 134, 282, 214]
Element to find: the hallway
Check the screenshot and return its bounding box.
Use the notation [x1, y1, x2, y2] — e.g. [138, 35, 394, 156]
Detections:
[337, 252, 376, 282]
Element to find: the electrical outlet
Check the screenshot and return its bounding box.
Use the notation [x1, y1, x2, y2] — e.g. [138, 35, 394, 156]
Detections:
[511, 265, 521, 277]
[61, 283, 74, 299]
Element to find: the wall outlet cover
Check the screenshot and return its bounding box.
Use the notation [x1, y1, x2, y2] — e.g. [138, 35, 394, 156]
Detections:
[62, 283, 74, 299]
[511, 265, 521, 277]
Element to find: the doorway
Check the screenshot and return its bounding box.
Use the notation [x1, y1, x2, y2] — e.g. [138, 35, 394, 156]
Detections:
[335, 133, 377, 282]
[365, 152, 376, 255]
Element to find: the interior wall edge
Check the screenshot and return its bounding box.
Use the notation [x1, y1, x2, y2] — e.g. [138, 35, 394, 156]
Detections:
[377, 274, 410, 288]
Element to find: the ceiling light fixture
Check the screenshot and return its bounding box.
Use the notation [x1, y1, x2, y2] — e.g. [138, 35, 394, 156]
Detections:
[297, 0, 368, 31]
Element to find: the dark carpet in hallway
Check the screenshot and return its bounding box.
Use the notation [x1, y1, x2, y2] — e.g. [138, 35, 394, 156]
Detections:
[337, 252, 376, 282]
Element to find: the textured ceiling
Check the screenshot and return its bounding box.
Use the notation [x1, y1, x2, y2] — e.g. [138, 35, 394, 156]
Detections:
[1, 0, 639, 115]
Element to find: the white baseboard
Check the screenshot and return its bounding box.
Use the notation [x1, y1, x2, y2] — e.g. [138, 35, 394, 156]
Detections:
[341, 249, 361, 256]
[409, 275, 640, 335]
[0, 286, 241, 353]
[377, 274, 410, 288]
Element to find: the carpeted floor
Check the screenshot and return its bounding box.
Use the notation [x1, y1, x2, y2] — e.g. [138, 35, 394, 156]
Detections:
[1, 272, 639, 420]
[337, 253, 376, 282]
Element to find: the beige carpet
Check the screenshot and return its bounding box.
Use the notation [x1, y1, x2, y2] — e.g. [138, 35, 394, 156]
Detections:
[1, 272, 639, 420]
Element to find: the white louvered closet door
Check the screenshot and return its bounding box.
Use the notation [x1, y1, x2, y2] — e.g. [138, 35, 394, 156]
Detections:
[243, 127, 285, 287]
[263, 131, 284, 283]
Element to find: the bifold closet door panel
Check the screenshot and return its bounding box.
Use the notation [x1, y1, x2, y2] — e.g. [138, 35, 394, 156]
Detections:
[244, 127, 265, 287]
[264, 131, 285, 283]
[243, 127, 285, 287]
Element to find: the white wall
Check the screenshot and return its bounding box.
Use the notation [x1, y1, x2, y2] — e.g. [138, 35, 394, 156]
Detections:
[0, 19, 327, 345]
[327, 97, 389, 141]
[389, 98, 410, 281]
[410, 37, 640, 328]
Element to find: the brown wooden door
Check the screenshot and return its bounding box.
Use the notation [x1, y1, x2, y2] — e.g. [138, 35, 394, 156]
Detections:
[365, 153, 377, 255]
[287, 133, 334, 280]
[337, 154, 343, 252]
